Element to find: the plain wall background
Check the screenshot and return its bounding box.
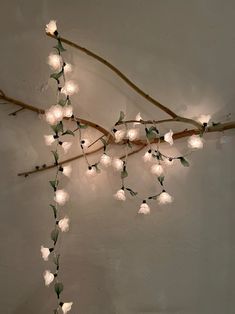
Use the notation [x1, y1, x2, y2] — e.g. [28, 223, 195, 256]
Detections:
[0, 1, 235, 313]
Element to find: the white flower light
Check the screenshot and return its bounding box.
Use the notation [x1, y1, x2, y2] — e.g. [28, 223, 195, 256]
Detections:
[127, 128, 139, 141]
[133, 112, 142, 125]
[62, 165, 72, 177]
[151, 164, 164, 176]
[138, 202, 150, 214]
[80, 139, 90, 149]
[54, 189, 69, 205]
[61, 302, 73, 314]
[61, 80, 79, 96]
[45, 110, 57, 125]
[40, 246, 52, 261]
[158, 191, 173, 205]
[198, 114, 211, 125]
[44, 135, 55, 146]
[63, 105, 73, 118]
[100, 154, 112, 167]
[114, 189, 126, 201]
[62, 141, 72, 154]
[164, 129, 174, 145]
[112, 158, 123, 171]
[45, 105, 64, 125]
[48, 53, 62, 70]
[143, 150, 153, 162]
[45, 20, 57, 35]
[58, 216, 70, 232]
[64, 63, 72, 74]
[187, 135, 204, 149]
[43, 270, 54, 286]
[86, 166, 96, 176]
[114, 129, 126, 143]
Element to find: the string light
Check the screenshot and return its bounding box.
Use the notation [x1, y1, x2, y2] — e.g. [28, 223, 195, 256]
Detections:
[127, 128, 139, 141]
[113, 129, 126, 143]
[60, 302, 73, 314]
[151, 164, 164, 176]
[158, 191, 173, 204]
[48, 53, 62, 70]
[63, 105, 73, 118]
[61, 165, 72, 177]
[45, 20, 57, 35]
[58, 216, 70, 232]
[61, 141, 72, 154]
[44, 135, 55, 146]
[164, 129, 174, 145]
[61, 80, 79, 96]
[114, 188, 126, 201]
[43, 270, 55, 286]
[188, 135, 204, 149]
[54, 189, 69, 205]
[198, 114, 211, 125]
[112, 158, 123, 171]
[143, 149, 153, 162]
[100, 153, 112, 167]
[64, 63, 72, 73]
[138, 201, 150, 214]
[40, 246, 53, 261]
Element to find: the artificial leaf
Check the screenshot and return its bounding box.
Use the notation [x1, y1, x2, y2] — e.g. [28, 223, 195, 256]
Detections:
[145, 127, 156, 141]
[158, 176, 165, 186]
[50, 204, 57, 219]
[54, 282, 64, 299]
[54, 38, 66, 53]
[50, 70, 63, 81]
[126, 187, 138, 196]
[53, 253, 60, 267]
[179, 157, 190, 167]
[115, 111, 125, 125]
[127, 140, 132, 149]
[93, 163, 101, 173]
[51, 228, 59, 244]
[51, 151, 59, 164]
[149, 126, 159, 134]
[58, 98, 67, 107]
[121, 169, 128, 179]
[63, 130, 75, 136]
[100, 138, 107, 151]
[49, 180, 58, 191]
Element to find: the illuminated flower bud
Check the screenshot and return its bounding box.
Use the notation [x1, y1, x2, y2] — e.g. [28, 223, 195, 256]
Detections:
[40, 246, 52, 261]
[187, 135, 204, 149]
[133, 112, 142, 125]
[48, 53, 62, 70]
[143, 150, 153, 162]
[164, 129, 174, 145]
[100, 154, 111, 167]
[61, 141, 72, 154]
[61, 165, 72, 177]
[127, 128, 139, 141]
[63, 105, 73, 118]
[114, 188, 126, 201]
[113, 129, 126, 143]
[58, 216, 70, 232]
[138, 201, 150, 214]
[64, 63, 72, 74]
[54, 189, 69, 205]
[61, 80, 78, 96]
[43, 270, 54, 286]
[158, 191, 173, 205]
[151, 164, 164, 176]
[44, 135, 55, 146]
[60, 302, 73, 314]
[45, 20, 57, 35]
[112, 158, 123, 171]
[197, 114, 211, 125]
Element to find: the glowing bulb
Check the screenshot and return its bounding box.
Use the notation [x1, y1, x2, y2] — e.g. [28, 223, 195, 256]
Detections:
[138, 201, 150, 214]
[61, 80, 79, 96]
[127, 128, 139, 141]
[48, 53, 62, 70]
[114, 189, 126, 201]
[198, 114, 211, 125]
[133, 112, 142, 125]
[63, 105, 73, 118]
[40, 246, 52, 261]
[45, 110, 57, 125]
[54, 189, 69, 205]
[64, 63, 72, 73]
[100, 154, 112, 167]
[80, 139, 90, 149]
[164, 129, 174, 145]
[143, 149, 153, 162]
[61, 302, 73, 314]
[151, 164, 164, 176]
[158, 191, 173, 204]
[86, 166, 96, 176]
[187, 135, 204, 149]
[52, 105, 64, 121]
[113, 129, 126, 143]
[58, 216, 70, 232]
[112, 158, 123, 171]
[45, 20, 57, 35]
[164, 157, 174, 166]
[62, 141, 72, 154]
[44, 135, 55, 146]
[43, 270, 54, 286]
[62, 165, 72, 177]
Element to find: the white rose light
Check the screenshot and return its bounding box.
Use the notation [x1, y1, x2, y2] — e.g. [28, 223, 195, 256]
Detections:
[143, 149, 153, 162]
[58, 216, 70, 232]
[127, 128, 139, 141]
[45, 20, 57, 35]
[61, 165, 72, 177]
[44, 135, 55, 146]
[133, 112, 142, 125]
[158, 191, 173, 205]
[188, 135, 204, 149]
[114, 188, 126, 201]
[61, 141, 72, 154]
[198, 114, 211, 125]
[48, 53, 62, 70]
[63, 105, 73, 118]
[112, 158, 123, 171]
[45, 110, 57, 125]
[64, 63, 72, 74]
[100, 153, 112, 167]
[54, 189, 69, 205]
[60, 302, 73, 314]
[52, 105, 64, 121]
[138, 201, 150, 215]
[86, 166, 96, 176]
[151, 164, 164, 176]
[61, 80, 79, 96]
[43, 270, 54, 286]
[40, 246, 53, 261]
[113, 129, 126, 143]
[164, 129, 174, 145]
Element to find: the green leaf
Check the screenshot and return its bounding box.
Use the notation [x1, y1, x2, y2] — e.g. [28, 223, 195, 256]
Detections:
[50, 70, 63, 81]
[121, 169, 128, 179]
[115, 111, 125, 124]
[63, 130, 75, 136]
[54, 37, 66, 53]
[93, 163, 101, 173]
[49, 180, 58, 191]
[145, 127, 156, 141]
[51, 121, 63, 135]
[126, 187, 138, 196]
[53, 253, 60, 267]
[58, 98, 67, 107]
[54, 282, 64, 299]
[127, 140, 132, 149]
[51, 228, 59, 244]
[149, 126, 159, 134]
[51, 151, 59, 164]
[158, 176, 165, 186]
[100, 138, 107, 151]
[50, 204, 57, 219]
[179, 157, 190, 167]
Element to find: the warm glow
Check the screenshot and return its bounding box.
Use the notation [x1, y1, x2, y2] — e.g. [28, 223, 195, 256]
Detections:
[127, 128, 139, 141]
[43, 270, 54, 286]
[62, 165, 72, 177]
[62, 142, 72, 154]
[58, 216, 70, 232]
[133, 112, 142, 125]
[198, 114, 211, 125]
[64, 63, 72, 73]
[112, 158, 123, 171]
[40, 246, 51, 261]
[164, 129, 174, 145]
[63, 105, 73, 118]
[114, 189, 126, 201]
[158, 191, 173, 204]
[151, 164, 164, 176]
[188, 135, 204, 149]
[45, 20, 57, 35]
[61, 302, 73, 314]
[48, 53, 62, 70]
[86, 166, 96, 176]
[61, 80, 79, 96]
[114, 129, 126, 143]
[44, 135, 55, 146]
[100, 154, 112, 167]
[138, 202, 150, 214]
[143, 150, 153, 162]
[54, 189, 69, 205]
